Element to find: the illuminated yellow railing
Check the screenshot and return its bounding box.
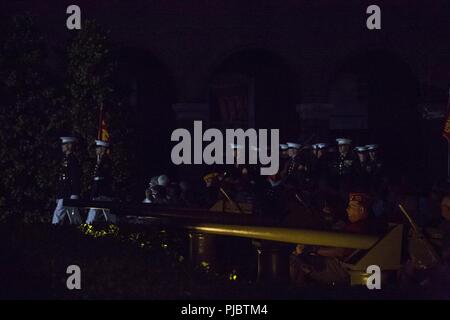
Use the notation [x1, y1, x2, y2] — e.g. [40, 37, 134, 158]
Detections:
[183, 223, 378, 249]
[63, 199, 380, 249]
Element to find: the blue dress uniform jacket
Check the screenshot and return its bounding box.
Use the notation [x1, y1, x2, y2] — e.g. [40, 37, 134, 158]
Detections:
[329, 151, 357, 193]
[91, 155, 113, 198]
[86, 155, 117, 224]
[56, 153, 81, 199]
[52, 153, 82, 224]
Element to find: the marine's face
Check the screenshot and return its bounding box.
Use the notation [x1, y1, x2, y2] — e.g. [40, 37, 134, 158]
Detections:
[369, 151, 377, 160]
[317, 149, 326, 158]
[288, 148, 298, 158]
[96, 146, 106, 157]
[357, 152, 368, 162]
[62, 143, 72, 154]
[339, 144, 350, 154]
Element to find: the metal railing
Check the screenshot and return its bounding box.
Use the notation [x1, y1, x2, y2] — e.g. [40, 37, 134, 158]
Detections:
[64, 199, 379, 249]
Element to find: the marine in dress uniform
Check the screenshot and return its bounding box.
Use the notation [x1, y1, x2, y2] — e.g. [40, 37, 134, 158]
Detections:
[281, 142, 306, 187]
[365, 144, 384, 181]
[310, 143, 330, 184]
[279, 143, 289, 172]
[85, 140, 117, 224]
[52, 137, 82, 225]
[329, 138, 357, 206]
[332, 138, 356, 176]
[364, 144, 387, 218]
[330, 138, 356, 181]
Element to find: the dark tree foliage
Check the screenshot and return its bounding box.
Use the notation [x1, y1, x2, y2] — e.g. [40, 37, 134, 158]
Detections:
[0, 17, 136, 222]
[63, 20, 136, 200]
[0, 15, 60, 222]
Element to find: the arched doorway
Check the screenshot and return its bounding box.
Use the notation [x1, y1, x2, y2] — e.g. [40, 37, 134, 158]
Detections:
[209, 49, 297, 140]
[115, 48, 177, 199]
[329, 50, 421, 180]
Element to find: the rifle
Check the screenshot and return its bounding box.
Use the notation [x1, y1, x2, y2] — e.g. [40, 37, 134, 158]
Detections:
[219, 187, 245, 214]
[217, 171, 245, 214]
[295, 192, 314, 215]
[398, 203, 441, 267]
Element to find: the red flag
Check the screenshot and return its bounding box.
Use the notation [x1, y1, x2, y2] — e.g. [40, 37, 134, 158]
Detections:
[442, 88, 450, 142]
[98, 105, 110, 142]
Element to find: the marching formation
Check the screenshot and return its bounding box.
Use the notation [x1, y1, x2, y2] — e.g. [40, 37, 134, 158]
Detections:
[51, 134, 450, 288]
[52, 137, 116, 225]
[199, 138, 386, 221]
[52, 135, 386, 225]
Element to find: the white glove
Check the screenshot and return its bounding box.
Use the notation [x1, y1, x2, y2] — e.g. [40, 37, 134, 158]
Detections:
[70, 195, 79, 200]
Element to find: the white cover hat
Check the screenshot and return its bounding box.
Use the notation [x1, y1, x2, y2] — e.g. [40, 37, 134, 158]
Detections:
[279, 144, 289, 150]
[355, 146, 369, 152]
[286, 142, 301, 149]
[365, 144, 379, 151]
[336, 138, 352, 145]
[95, 139, 110, 147]
[60, 136, 77, 144]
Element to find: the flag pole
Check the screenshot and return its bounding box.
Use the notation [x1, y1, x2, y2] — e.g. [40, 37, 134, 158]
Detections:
[98, 102, 103, 140]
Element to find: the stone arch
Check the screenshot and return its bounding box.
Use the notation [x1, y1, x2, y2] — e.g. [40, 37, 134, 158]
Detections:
[207, 47, 299, 141]
[115, 47, 178, 198]
[328, 49, 421, 178]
